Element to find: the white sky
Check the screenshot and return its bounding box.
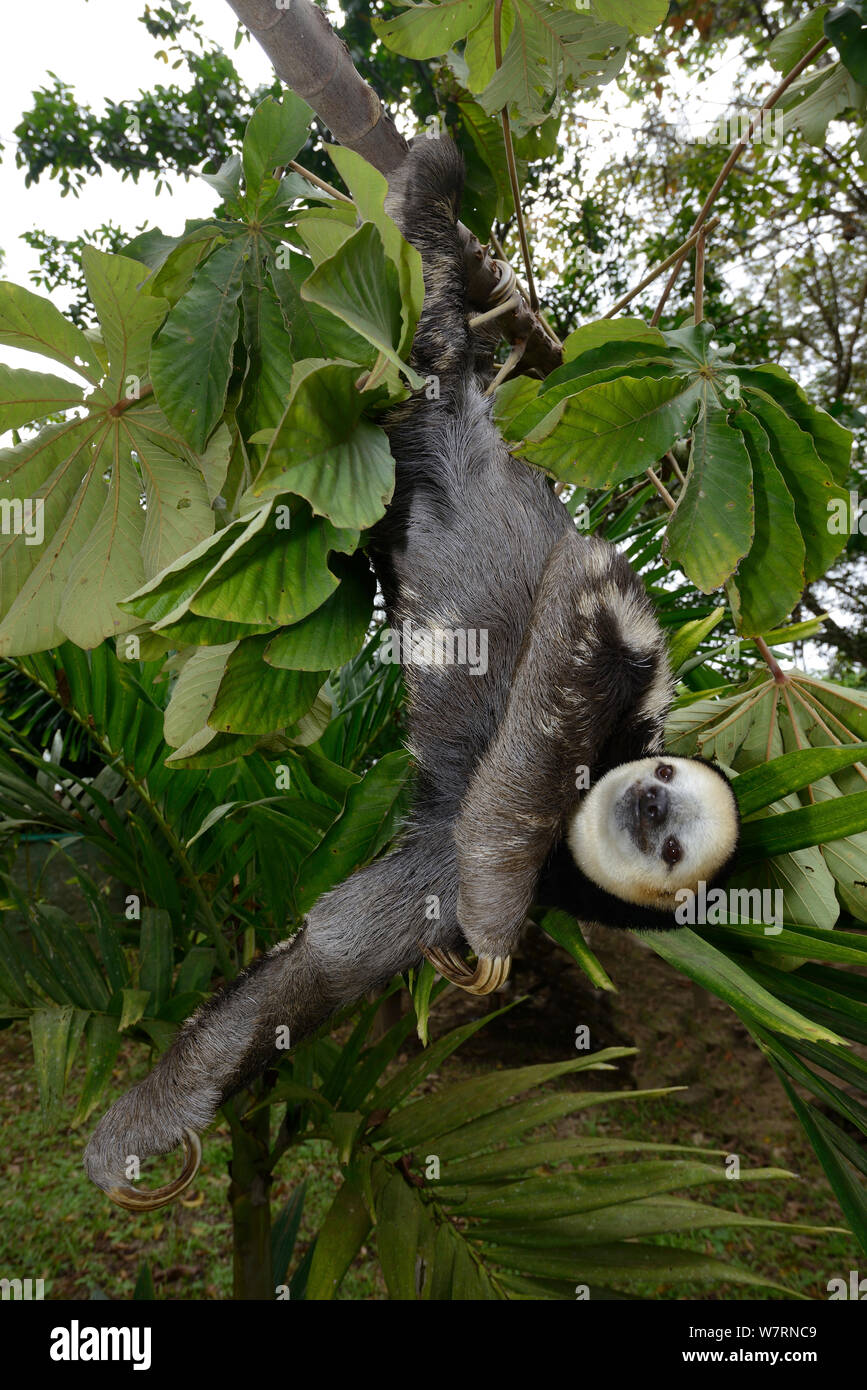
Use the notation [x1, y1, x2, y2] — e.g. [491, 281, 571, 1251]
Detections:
[0, 0, 274, 295]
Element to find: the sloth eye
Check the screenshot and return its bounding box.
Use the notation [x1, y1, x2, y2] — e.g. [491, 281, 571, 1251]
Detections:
[662, 836, 682, 866]
[655, 763, 674, 782]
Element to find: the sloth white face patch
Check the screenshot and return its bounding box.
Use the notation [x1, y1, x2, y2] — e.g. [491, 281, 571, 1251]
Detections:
[567, 756, 740, 910]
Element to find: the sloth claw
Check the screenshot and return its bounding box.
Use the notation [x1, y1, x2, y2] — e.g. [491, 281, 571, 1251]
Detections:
[106, 1128, 202, 1212]
[422, 946, 511, 995]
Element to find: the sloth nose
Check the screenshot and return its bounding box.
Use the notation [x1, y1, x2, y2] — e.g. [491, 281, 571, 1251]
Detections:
[638, 783, 668, 826]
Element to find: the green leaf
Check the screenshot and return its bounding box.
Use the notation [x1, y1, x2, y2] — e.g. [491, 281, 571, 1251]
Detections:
[775, 1077, 867, 1251]
[200, 153, 243, 207]
[73, 1013, 123, 1125]
[305, 1170, 372, 1300]
[242, 94, 312, 213]
[128, 417, 216, 579]
[267, 249, 374, 364]
[271, 1184, 307, 1286]
[517, 374, 701, 486]
[593, 0, 668, 34]
[296, 751, 413, 911]
[150, 239, 248, 452]
[0, 279, 102, 382]
[375, 1050, 633, 1152]
[325, 146, 425, 360]
[139, 909, 173, 1013]
[825, 1, 867, 85]
[81, 247, 168, 389]
[147, 226, 228, 307]
[376, 1170, 431, 1299]
[485, 1241, 796, 1295]
[122, 504, 272, 628]
[0, 423, 112, 656]
[769, 6, 830, 72]
[189, 505, 356, 627]
[264, 553, 375, 671]
[208, 636, 326, 734]
[118, 988, 151, 1032]
[30, 1005, 77, 1123]
[56, 434, 146, 649]
[301, 224, 415, 386]
[293, 206, 358, 266]
[249, 359, 396, 529]
[647, 928, 845, 1042]
[409, 959, 439, 1046]
[174, 946, 216, 994]
[667, 606, 726, 674]
[0, 363, 85, 433]
[740, 790, 867, 862]
[665, 405, 754, 592]
[436, 1158, 778, 1220]
[479, 5, 627, 121]
[780, 60, 862, 145]
[734, 743, 867, 816]
[163, 643, 235, 748]
[746, 387, 848, 583]
[373, 0, 494, 59]
[736, 363, 853, 485]
[562, 315, 667, 363]
[539, 909, 616, 990]
[725, 410, 805, 636]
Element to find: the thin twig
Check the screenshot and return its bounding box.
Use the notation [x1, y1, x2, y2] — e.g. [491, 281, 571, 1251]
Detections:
[287, 159, 353, 203]
[494, 0, 539, 311]
[694, 227, 706, 324]
[651, 36, 831, 324]
[665, 449, 686, 485]
[755, 635, 789, 684]
[485, 339, 528, 393]
[646, 467, 676, 511]
[603, 217, 721, 318]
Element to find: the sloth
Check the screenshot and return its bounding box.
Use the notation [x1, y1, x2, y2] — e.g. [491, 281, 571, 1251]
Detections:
[84, 138, 740, 1209]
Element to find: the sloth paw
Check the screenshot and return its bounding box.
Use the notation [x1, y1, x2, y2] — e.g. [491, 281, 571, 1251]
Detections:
[421, 945, 510, 995]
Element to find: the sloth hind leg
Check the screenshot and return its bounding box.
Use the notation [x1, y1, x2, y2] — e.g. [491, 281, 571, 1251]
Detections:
[84, 828, 460, 1203]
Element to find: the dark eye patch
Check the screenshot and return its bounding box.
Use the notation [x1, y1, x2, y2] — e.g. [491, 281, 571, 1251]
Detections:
[662, 836, 682, 866]
[655, 763, 674, 782]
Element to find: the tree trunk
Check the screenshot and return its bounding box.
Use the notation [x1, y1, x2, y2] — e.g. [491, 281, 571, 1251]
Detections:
[228, 1102, 274, 1301]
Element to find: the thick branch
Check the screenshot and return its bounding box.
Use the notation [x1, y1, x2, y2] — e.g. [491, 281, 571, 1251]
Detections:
[225, 0, 562, 376]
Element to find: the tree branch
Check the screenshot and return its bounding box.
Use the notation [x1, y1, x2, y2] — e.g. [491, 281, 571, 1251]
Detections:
[224, 0, 562, 376]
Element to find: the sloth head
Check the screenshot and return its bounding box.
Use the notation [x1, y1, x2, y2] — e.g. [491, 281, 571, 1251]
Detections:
[567, 756, 740, 912]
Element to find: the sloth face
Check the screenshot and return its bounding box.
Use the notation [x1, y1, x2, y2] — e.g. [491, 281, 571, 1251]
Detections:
[567, 756, 740, 912]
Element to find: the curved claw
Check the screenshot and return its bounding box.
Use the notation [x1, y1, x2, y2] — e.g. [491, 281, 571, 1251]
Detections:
[422, 945, 511, 995]
[106, 1128, 202, 1212]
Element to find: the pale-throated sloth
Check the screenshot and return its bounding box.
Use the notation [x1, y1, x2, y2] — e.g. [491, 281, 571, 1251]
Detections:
[84, 138, 739, 1209]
